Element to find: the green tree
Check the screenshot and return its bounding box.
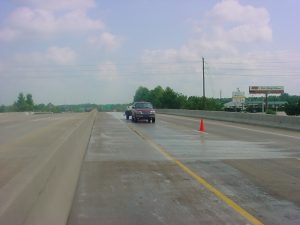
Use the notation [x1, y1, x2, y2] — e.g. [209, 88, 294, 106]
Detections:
[26, 94, 34, 111]
[149, 86, 164, 108]
[13, 93, 36, 112]
[185, 96, 205, 110]
[285, 97, 300, 115]
[134, 86, 150, 102]
[204, 98, 223, 111]
[34, 104, 46, 112]
[161, 87, 185, 109]
[177, 94, 187, 109]
[0, 105, 5, 112]
[14, 93, 27, 112]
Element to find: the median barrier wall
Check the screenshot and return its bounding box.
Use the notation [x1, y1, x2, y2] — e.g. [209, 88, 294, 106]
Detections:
[157, 109, 300, 131]
[0, 110, 97, 225]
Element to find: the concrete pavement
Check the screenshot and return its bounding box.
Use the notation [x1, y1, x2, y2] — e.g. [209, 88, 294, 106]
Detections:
[0, 111, 95, 225]
[68, 112, 252, 225]
[1, 111, 299, 224]
[68, 112, 300, 225]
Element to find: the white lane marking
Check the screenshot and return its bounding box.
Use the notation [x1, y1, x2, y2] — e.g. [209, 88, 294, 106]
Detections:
[208, 120, 300, 140]
[31, 117, 65, 122]
[32, 117, 53, 122]
[193, 130, 208, 134]
[159, 114, 300, 140]
[3, 124, 19, 129]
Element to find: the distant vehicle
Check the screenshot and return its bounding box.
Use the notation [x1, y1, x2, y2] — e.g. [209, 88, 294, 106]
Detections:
[125, 105, 132, 120]
[131, 101, 155, 123]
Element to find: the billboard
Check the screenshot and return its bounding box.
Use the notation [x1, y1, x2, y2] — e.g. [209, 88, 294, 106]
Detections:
[249, 86, 284, 94]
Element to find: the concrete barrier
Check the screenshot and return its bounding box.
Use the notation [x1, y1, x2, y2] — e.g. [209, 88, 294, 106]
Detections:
[157, 109, 300, 131]
[0, 110, 96, 225]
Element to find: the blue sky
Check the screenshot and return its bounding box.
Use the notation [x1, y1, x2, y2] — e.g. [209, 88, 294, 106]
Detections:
[0, 0, 299, 105]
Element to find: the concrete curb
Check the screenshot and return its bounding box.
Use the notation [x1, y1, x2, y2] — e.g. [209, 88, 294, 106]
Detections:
[0, 110, 97, 225]
[157, 109, 300, 131]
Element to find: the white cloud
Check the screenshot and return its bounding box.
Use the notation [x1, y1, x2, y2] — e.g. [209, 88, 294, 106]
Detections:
[0, 28, 19, 41]
[0, 0, 124, 55]
[0, 0, 104, 41]
[4, 7, 104, 37]
[96, 61, 119, 81]
[227, 24, 272, 43]
[46, 46, 77, 64]
[142, 0, 274, 61]
[142, 0, 272, 65]
[8, 7, 57, 34]
[142, 49, 179, 63]
[206, 0, 272, 43]
[209, 0, 270, 25]
[139, 1, 300, 97]
[56, 10, 104, 32]
[15, 46, 77, 65]
[212, 1, 271, 43]
[18, 0, 96, 12]
[88, 32, 122, 51]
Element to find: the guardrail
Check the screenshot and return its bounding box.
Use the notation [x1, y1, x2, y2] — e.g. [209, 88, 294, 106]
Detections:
[0, 110, 97, 225]
[157, 109, 300, 131]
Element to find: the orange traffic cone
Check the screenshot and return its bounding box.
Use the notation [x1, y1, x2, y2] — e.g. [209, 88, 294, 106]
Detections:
[199, 118, 206, 132]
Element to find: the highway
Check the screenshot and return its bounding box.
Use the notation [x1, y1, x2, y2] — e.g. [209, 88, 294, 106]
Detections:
[0, 112, 93, 225]
[0, 113, 88, 187]
[68, 112, 300, 225]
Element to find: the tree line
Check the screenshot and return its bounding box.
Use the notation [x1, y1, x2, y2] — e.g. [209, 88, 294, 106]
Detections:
[133, 86, 300, 115]
[133, 86, 223, 110]
[1, 90, 299, 115]
[0, 93, 63, 113]
[0, 92, 122, 113]
[0, 93, 36, 112]
[284, 98, 300, 115]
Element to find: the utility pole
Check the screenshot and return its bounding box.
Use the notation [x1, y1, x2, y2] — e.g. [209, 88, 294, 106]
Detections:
[202, 57, 205, 98]
[202, 57, 206, 109]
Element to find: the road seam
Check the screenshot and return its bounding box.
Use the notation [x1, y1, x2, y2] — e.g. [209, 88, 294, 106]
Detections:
[128, 124, 265, 225]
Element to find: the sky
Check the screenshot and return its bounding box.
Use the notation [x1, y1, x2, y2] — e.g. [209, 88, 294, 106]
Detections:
[0, 0, 299, 105]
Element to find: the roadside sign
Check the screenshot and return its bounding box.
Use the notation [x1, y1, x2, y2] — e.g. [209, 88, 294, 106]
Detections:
[249, 86, 284, 94]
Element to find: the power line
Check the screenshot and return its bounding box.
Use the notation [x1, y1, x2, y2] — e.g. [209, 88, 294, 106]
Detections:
[3, 58, 300, 68]
[1, 59, 300, 80]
